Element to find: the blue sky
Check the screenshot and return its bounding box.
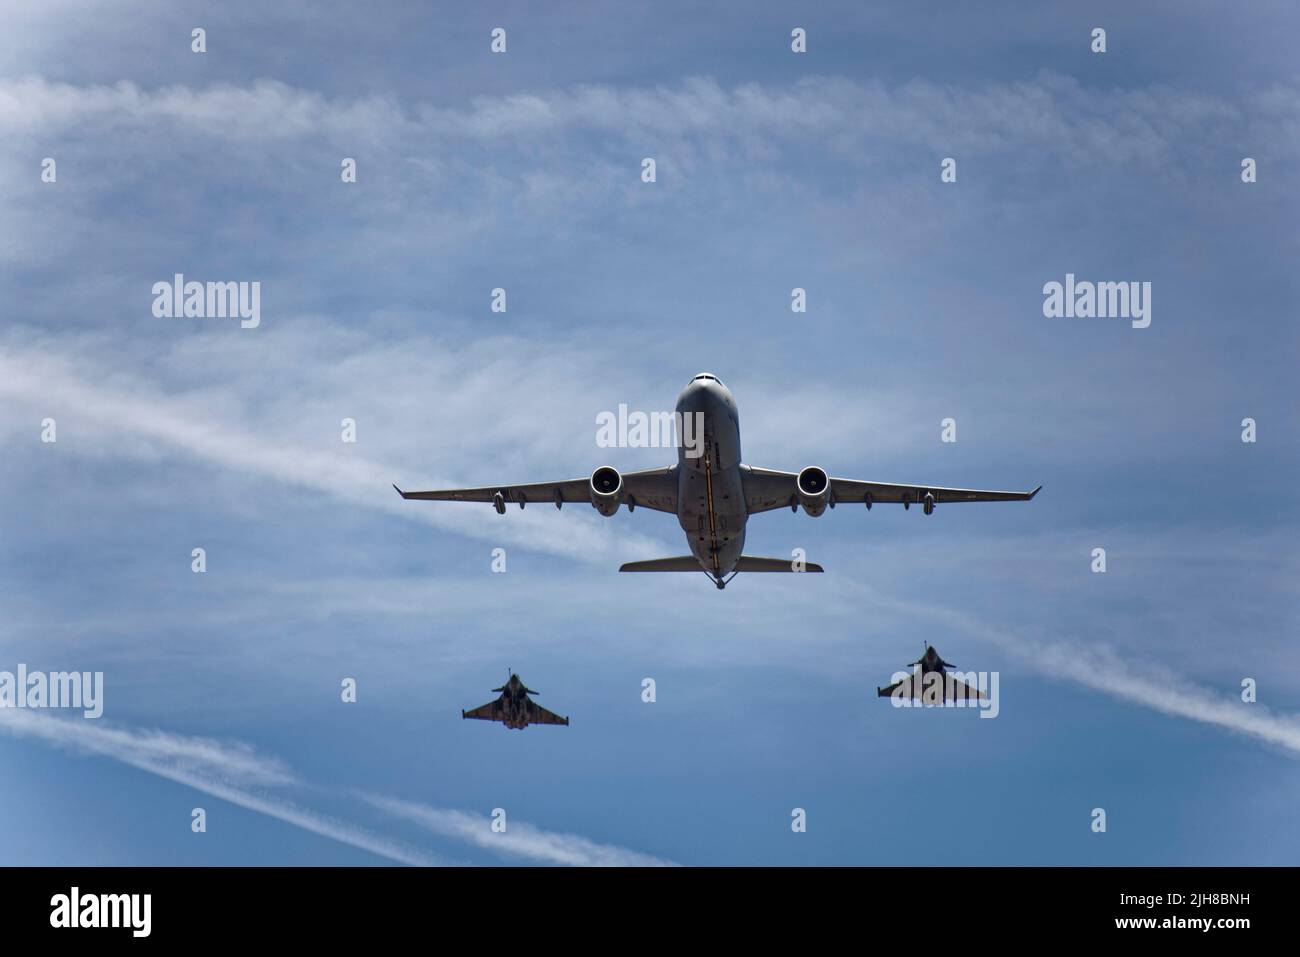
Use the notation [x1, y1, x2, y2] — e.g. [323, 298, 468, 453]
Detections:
[1, 0, 1297, 865]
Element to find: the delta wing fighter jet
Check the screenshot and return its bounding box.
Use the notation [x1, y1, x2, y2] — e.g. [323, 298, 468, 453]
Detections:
[395, 374, 1040, 588]
[462, 673, 569, 730]
[877, 645, 985, 702]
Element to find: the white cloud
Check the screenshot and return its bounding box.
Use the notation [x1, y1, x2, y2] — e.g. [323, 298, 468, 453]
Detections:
[3, 72, 1293, 164]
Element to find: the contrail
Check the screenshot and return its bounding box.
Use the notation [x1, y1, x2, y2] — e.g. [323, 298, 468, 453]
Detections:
[363, 793, 678, 867]
[0, 709, 443, 866]
[0, 706, 296, 786]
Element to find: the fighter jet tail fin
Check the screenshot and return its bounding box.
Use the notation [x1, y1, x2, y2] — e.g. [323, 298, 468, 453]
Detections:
[733, 556, 824, 573]
[619, 556, 703, 572]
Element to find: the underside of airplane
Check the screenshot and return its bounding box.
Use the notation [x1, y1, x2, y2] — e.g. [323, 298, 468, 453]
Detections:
[396, 375, 1040, 588]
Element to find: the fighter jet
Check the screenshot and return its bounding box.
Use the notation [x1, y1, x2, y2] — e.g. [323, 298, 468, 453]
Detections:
[395, 374, 1040, 589]
[462, 673, 570, 730]
[877, 645, 985, 702]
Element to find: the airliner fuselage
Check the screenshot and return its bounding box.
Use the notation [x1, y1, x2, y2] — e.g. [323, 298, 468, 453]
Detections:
[674, 374, 747, 579]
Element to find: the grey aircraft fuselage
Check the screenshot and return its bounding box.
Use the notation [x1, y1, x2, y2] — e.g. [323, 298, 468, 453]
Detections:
[674, 375, 747, 581]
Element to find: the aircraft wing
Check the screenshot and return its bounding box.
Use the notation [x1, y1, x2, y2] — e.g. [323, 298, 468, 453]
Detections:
[394, 466, 678, 514]
[526, 699, 570, 727]
[462, 700, 504, 722]
[741, 466, 1040, 514]
[946, 675, 986, 701]
[877, 674, 985, 702]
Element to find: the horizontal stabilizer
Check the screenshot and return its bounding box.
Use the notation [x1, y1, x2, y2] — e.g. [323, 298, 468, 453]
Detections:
[619, 555, 824, 573]
[734, 556, 824, 573]
[619, 556, 703, 572]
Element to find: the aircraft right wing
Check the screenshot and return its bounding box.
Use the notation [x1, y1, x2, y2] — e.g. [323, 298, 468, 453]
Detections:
[394, 466, 678, 514]
[945, 675, 986, 701]
[741, 466, 1040, 514]
[462, 700, 504, 722]
[526, 700, 570, 726]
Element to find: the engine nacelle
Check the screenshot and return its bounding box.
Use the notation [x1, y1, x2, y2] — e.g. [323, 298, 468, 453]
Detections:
[589, 466, 623, 517]
[796, 466, 831, 517]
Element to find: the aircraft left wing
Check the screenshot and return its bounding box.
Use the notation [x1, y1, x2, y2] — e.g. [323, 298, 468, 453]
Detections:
[463, 700, 503, 722]
[526, 700, 570, 726]
[741, 466, 1040, 514]
[394, 466, 678, 514]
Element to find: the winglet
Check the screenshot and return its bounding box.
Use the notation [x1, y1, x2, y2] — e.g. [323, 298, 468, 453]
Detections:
[1027, 485, 1043, 500]
[393, 484, 408, 499]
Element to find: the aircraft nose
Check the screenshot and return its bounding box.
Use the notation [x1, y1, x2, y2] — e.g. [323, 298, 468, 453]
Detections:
[683, 373, 727, 395]
[678, 374, 732, 413]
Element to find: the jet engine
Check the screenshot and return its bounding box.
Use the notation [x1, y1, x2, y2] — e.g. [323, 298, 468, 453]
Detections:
[589, 466, 623, 516]
[796, 466, 831, 517]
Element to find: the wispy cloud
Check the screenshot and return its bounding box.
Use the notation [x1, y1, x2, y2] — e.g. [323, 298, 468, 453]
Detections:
[363, 793, 678, 867]
[4, 73, 1294, 165]
[0, 709, 442, 866]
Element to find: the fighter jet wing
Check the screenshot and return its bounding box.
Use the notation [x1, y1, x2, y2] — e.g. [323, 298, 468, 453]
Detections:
[877, 674, 985, 702]
[526, 699, 570, 726]
[462, 700, 504, 722]
[946, 676, 986, 701]
[393, 466, 678, 514]
[741, 466, 1040, 514]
